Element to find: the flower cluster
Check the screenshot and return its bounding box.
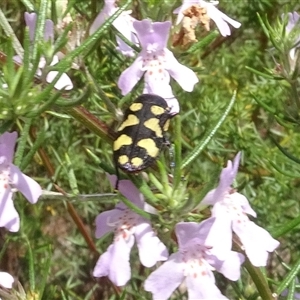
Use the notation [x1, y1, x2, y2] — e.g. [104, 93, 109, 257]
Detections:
[93, 174, 168, 286]
[89, 1, 280, 299]
[93, 154, 279, 299]
[144, 153, 279, 299]
[89, 0, 242, 114]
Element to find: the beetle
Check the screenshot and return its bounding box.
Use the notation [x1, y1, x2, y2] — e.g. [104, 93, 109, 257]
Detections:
[113, 94, 172, 175]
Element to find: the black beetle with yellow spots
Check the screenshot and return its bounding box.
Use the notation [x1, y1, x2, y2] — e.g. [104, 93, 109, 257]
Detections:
[113, 94, 172, 174]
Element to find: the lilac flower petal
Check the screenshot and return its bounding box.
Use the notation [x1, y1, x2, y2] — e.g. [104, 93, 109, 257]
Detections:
[116, 37, 135, 57]
[290, 48, 296, 60]
[232, 192, 257, 217]
[95, 208, 124, 238]
[46, 71, 73, 90]
[90, 2, 138, 56]
[0, 272, 14, 288]
[107, 174, 144, 207]
[112, 12, 138, 45]
[10, 164, 42, 204]
[118, 56, 144, 95]
[202, 152, 241, 204]
[176, 221, 201, 246]
[24, 12, 37, 41]
[0, 132, 17, 164]
[93, 246, 111, 277]
[144, 69, 172, 96]
[89, 1, 117, 35]
[286, 12, 300, 33]
[186, 272, 229, 300]
[165, 97, 180, 115]
[38, 56, 47, 69]
[135, 221, 168, 267]
[164, 49, 199, 92]
[44, 19, 54, 42]
[201, 189, 216, 205]
[219, 152, 241, 191]
[13, 55, 22, 65]
[45, 56, 73, 90]
[233, 221, 279, 267]
[93, 238, 134, 286]
[176, 218, 215, 246]
[202, 212, 233, 260]
[206, 4, 241, 36]
[144, 253, 184, 300]
[0, 186, 20, 232]
[133, 20, 171, 49]
[283, 12, 300, 60]
[212, 251, 245, 281]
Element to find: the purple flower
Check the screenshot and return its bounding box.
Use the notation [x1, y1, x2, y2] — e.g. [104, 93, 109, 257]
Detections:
[118, 19, 199, 115]
[0, 132, 42, 232]
[0, 272, 14, 288]
[93, 174, 168, 286]
[89, 0, 139, 57]
[283, 12, 300, 60]
[144, 219, 244, 300]
[201, 153, 280, 266]
[25, 11, 54, 42]
[14, 12, 73, 90]
[174, 0, 241, 37]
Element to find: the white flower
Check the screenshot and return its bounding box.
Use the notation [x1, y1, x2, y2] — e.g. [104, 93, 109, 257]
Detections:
[118, 19, 199, 115]
[93, 175, 168, 286]
[145, 220, 244, 300]
[202, 153, 279, 266]
[0, 272, 14, 288]
[174, 0, 241, 37]
[0, 132, 42, 232]
[89, 0, 139, 57]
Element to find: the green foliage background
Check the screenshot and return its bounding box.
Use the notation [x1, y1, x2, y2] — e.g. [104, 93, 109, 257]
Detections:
[1, 0, 300, 299]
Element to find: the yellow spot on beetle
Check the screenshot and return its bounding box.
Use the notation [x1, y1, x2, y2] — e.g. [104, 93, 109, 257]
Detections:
[131, 157, 144, 167]
[144, 118, 162, 137]
[163, 119, 170, 131]
[113, 134, 132, 151]
[118, 114, 139, 131]
[118, 155, 129, 165]
[137, 139, 159, 158]
[130, 103, 143, 112]
[151, 105, 165, 116]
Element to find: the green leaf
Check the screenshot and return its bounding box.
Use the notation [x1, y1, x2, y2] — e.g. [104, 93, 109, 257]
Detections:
[181, 90, 236, 169]
[277, 256, 300, 295]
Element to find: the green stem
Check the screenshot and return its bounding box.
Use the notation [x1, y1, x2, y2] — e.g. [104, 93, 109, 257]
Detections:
[277, 255, 300, 295]
[20, 0, 35, 11]
[173, 115, 182, 190]
[32, 0, 48, 60]
[15, 118, 33, 166]
[24, 235, 36, 292]
[271, 213, 300, 238]
[0, 8, 24, 58]
[65, 106, 116, 143]
[181, 90, 236, 169]
[20, 129, 47, 170]
[244, 258, 275, 300]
